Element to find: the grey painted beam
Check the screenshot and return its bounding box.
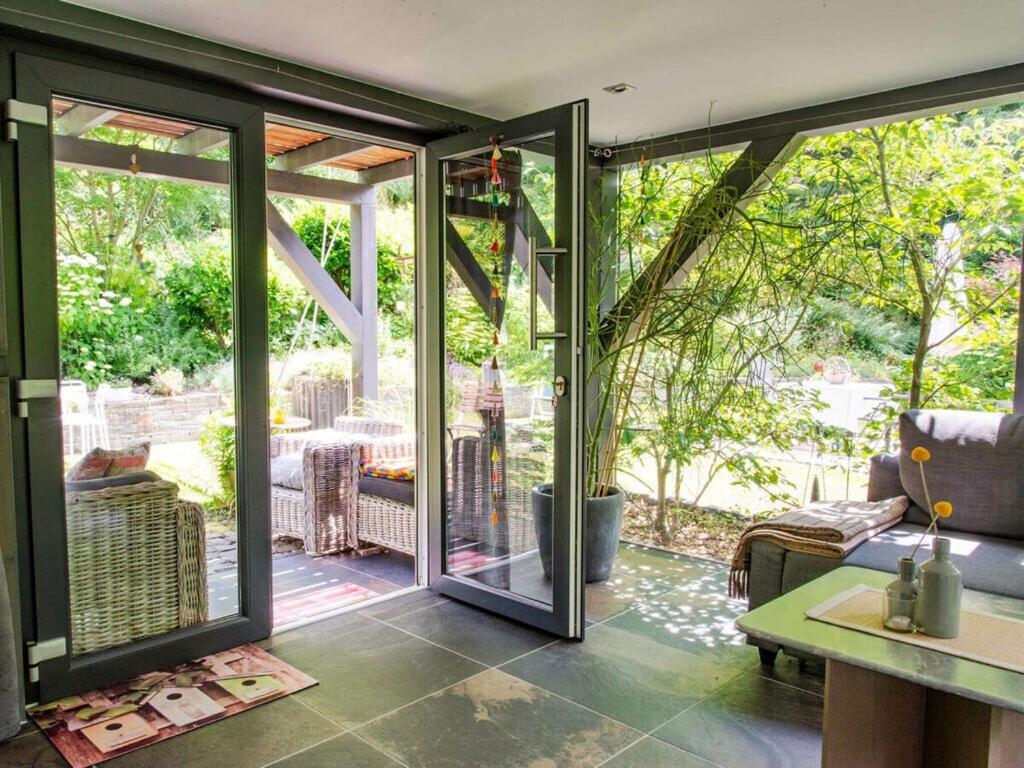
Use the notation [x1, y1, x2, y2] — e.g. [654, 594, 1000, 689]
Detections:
[446, 196, 513, 223]
[173, 126, 229, 156]
[601, 133, 805, 344]
[602, 62, 1024, 167]
[349, 197, 378, 403]
[266, 202, 363, 342]
[273, 136, 370, 172]
[446, 220, 504, 328]
[357, 157, 414, 186]
[54, 104, 118, 137]
[54, 135, 372, 204]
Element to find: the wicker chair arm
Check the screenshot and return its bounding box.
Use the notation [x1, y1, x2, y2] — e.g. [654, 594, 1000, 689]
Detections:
[334, 416, 404, 437]
[174, 500, 208, 626]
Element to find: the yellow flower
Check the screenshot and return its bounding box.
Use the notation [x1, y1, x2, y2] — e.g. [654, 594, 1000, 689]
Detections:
[911, 447, 931, 463]
[934, 501, 953, 518]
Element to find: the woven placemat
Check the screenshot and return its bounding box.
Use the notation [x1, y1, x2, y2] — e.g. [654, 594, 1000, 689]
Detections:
[806, 584, 1024, 674]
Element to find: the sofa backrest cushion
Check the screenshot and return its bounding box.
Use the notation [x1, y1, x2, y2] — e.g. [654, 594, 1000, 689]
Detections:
[899, 409, 1024, 539]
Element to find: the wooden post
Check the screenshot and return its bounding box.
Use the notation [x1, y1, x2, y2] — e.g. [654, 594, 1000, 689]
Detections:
[350, 195, 378, 405]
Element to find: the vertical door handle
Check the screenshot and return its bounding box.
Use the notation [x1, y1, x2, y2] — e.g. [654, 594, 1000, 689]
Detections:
[528, 236, 568, 351]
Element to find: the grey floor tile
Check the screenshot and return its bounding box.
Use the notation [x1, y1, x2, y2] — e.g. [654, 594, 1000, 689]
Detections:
[328, 550, 416, 588]
[0, 730, 65, 767]
[502, 624, 735, 732]
[613, 543, 724, 584]
[260, 608, 377, 656]
[605, 573, 757, 675]
[585, 571, 678, 623]
[757, 654, 826, 697]
[275, 621, 485, 728]
[387, 599, 556, 666]
[360, 589, 450, 621]
[653, 672, 823, 768]
[358, 668, 638, 768]
[104, 696, 341, 768]
[273, 732, 402, 767]
[601, 736, 722, 768]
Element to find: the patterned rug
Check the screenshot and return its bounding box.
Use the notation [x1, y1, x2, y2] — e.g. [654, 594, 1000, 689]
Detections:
[28, 644, 316, 768]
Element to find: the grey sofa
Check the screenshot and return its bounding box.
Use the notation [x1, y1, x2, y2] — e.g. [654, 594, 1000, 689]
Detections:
[746, 408, 1024, 665]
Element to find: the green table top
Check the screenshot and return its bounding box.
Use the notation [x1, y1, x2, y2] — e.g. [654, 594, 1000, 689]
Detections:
[736, 566, 1024, 713]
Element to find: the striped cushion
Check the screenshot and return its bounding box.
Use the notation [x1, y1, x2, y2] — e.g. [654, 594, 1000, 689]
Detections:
[360, 459, 415, 480]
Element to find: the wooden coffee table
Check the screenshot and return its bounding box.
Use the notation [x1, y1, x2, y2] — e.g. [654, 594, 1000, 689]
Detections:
[737, 567, 1024, 768]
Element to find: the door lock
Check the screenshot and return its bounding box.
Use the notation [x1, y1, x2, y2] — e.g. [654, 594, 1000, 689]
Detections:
[553, 375, 567, 398]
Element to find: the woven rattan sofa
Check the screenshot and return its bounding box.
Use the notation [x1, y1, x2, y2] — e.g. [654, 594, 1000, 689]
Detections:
[269, 416, 403, 556]
[64, 471, 208, 655]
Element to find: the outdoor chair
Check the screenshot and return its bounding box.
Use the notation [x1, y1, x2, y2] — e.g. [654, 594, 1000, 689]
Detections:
[269, 416, 403, 556]
[355, 433, 417, 555]
[61, 379, 110, 455]
[64, 471, 208, 655]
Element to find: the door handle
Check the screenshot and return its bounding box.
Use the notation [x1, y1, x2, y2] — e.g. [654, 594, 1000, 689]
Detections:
[528, 236, 568, 351]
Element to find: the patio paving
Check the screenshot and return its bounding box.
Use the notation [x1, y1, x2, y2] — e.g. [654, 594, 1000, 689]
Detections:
[206, 534, 416, 624]
[1, 543, 824, 767]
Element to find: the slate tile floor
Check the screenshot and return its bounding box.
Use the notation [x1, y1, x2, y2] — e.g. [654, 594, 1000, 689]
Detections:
[0, 543, 824, 768]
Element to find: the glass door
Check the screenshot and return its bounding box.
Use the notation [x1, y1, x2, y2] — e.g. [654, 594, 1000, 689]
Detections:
[13, 53, 270, 700]
[425, 102, 587, 637]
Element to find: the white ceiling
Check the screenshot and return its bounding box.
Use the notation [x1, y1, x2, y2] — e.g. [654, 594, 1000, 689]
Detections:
[70, 0, 1024, 144]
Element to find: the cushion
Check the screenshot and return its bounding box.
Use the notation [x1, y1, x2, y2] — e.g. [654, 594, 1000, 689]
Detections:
[65, 470, 162, 494]
[845, 522, 1024, 600]
[107, 442, 151, 476]
[899, 410, 1024, 539]
[66, 448, 112, 480]
[270, 454, 304, 491]
[358, 475, 414, 507]
[360, 458, 415, 480]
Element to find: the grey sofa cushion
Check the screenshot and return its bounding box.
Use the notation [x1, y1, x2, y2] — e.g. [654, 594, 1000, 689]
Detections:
[358, 475, 414, 507]
[845, 522, 1024, 600]
[270, 454, 304, 491]
[899, 409, 1024, 539]
[64, 470, 161, 494]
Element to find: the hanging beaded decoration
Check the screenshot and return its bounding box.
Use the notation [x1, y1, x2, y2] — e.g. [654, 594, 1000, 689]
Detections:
[486, 137, 505, 527]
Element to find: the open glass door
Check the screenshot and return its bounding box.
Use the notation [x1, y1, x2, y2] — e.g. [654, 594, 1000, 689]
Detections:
[425, 102, 587, 637]
[13, 53, 269, 701]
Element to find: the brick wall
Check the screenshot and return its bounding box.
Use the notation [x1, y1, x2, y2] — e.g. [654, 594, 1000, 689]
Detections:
[88, 391, 224, 449]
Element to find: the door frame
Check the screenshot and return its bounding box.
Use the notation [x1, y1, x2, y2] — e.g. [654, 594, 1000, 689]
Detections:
[14, 51, 271, 699]
[423, 101, 588, 638]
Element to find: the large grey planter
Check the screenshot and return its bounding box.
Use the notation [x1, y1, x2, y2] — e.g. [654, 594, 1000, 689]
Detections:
[531, 484, 624, 583]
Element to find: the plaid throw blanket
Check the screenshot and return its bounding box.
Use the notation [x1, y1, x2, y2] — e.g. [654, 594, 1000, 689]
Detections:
[728, 495, 909, 599]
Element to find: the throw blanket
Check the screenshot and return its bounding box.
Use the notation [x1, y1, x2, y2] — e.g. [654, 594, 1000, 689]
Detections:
[728, 496, 909, 599]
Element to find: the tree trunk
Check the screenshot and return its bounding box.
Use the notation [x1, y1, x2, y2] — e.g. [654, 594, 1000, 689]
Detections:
[909, 302, 933, 409]
[654, 461, 672, 545]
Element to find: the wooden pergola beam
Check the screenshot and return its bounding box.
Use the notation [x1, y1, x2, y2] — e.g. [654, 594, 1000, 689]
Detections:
[266, 202, 363, 340]
[446, 220, 505, 329]
[600, 133, 806, 345]
[54, 135, 373, 205]
[54, 104, 118, 137]
[273, 135, 369, 172]
[357, 157, 414, 186]
[173, 126, 229, 156]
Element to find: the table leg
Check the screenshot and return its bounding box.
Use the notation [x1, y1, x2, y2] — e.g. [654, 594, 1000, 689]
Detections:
[822, 660, 925, 767]
[823, 660, 1024, 768]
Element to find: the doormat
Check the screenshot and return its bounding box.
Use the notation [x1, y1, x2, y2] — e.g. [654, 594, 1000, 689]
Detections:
[27, 644, 317, 768]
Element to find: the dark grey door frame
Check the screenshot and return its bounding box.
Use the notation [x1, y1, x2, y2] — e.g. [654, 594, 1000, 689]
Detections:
[425, 101, 588, 639]
[14, 51, 270, 700]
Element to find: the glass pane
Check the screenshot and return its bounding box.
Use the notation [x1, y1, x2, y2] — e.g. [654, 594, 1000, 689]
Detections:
[443, 139, 557, 607]
[52, 97, 237, 655]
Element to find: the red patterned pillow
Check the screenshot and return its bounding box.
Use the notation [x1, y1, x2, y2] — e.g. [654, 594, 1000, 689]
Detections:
[105, 441, 151, 476]
[66, 448, 113, 481]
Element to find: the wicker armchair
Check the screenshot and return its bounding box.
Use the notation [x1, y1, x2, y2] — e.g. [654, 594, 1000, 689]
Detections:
[448, 434, 546, 556]
[64, 477, 207, 655]
[270, 416, 403, 556]
[356, 434, 417, 555]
